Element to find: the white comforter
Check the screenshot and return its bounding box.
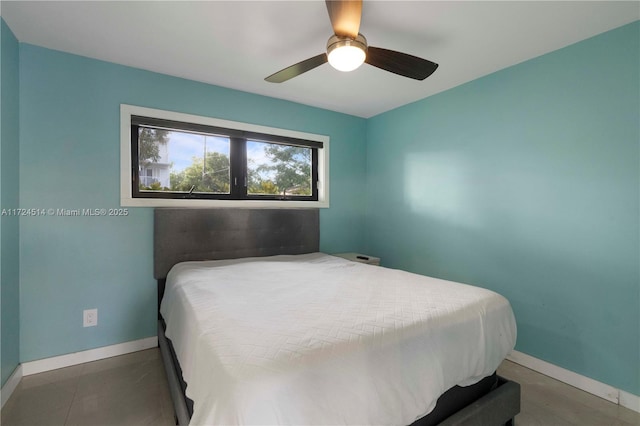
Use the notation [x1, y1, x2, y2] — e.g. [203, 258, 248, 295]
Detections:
[160, 253, 516, 426]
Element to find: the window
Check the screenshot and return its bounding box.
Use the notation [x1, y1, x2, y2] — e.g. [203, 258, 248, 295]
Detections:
[121, 105, 329, 208]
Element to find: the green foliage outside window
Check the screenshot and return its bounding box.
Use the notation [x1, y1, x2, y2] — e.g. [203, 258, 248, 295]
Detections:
[169, 152, 230, 194]
[138, 128, 169, 166]
[248, 145, 312, 196]
[137, 127, 313, 198]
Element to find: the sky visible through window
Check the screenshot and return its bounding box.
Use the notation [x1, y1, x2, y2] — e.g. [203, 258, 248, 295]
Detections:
[167, 131, 228, 172]
[166, 132, 273, 178]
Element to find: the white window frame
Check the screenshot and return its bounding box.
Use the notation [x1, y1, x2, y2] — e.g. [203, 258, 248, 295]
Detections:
[120, 104, 330, 208]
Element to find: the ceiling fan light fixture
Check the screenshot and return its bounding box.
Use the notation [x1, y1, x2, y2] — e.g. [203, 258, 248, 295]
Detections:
[327, 34, 367, 72]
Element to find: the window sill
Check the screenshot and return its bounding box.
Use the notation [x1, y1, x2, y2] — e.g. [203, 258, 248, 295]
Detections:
[120, 197, 329, 209]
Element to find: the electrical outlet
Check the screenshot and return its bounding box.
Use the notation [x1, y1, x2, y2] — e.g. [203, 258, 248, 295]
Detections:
[83, 309, 98, 327]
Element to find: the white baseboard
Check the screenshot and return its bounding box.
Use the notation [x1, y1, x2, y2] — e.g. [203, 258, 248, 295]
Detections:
[507, 350, 640, 413]
[1, 364, 23, 408]
[21, 336, 158, 376]
[620, 389, 640, 413]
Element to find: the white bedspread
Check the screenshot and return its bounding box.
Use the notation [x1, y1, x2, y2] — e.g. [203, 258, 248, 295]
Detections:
[160, 253, 516, 426]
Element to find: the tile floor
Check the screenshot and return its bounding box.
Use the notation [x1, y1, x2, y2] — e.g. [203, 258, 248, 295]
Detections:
[496, 361, 639, 426]
[2, 348, 638, 425]
[1, 349, 174, 426]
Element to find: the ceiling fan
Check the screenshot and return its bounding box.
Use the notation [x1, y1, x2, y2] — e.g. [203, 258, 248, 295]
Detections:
[265, 0, 438, 83]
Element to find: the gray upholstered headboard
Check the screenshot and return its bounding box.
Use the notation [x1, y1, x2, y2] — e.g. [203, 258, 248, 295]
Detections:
[153, 208, 319, 279]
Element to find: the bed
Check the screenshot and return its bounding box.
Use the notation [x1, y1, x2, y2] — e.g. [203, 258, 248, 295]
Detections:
[154, 208, 520, 425]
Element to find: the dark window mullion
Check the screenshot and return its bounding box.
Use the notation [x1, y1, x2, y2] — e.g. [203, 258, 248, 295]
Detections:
[131, 124, 141, 197]
[243, 132, 323, 149]
[312, 148, 319, 200]
[132, 116, 244, 140]
[230, 138, 246, 199]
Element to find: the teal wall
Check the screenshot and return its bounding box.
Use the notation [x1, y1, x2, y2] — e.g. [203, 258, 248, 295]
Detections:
[18, 44, 366, 362]
[7, 17, 639, 397]
[365, 21, 639, 395]
[1, 18, 21, 386]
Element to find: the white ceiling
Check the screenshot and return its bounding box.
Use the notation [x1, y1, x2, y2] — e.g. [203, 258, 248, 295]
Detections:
[2, 1, 638, 118]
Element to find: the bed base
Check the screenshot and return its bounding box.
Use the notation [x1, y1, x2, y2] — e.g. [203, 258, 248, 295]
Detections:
[436, 378, 520, 426]
[158, 319, 191, 426]
[158, 316, 519, 426]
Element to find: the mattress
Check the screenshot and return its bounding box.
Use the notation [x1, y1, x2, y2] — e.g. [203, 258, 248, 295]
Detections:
[160, 253, 517, 425]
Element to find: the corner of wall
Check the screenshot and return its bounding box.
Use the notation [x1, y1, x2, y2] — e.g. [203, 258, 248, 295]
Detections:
[1, 16, 21, 388]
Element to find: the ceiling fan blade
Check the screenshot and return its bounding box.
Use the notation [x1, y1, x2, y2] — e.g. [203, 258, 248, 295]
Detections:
[265, 54, 328, 83]
[365, 46, 438, 80]
[325, 0, 362, 39]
